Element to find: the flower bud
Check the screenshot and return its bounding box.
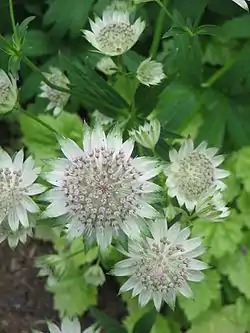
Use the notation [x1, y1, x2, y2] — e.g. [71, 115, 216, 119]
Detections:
[84, 265, 106, 286]
[129, 119, 161, 150]
[0, 69, 18, 114]
[96, 57, 118, 76]
[136, 58, 165, 86]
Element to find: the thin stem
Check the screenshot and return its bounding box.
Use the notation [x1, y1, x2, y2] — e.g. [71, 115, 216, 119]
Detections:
[154, 0, 175, 23]
[150, 0, 167, 58]
[201, 58, 236, 88]
[19, 108, 58, 135]
[9, 0, 18, 43]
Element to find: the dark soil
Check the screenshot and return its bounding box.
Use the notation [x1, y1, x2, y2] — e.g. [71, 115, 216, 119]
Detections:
[0, 240, 126, 333]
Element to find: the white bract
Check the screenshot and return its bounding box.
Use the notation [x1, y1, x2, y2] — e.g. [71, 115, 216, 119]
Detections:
[43, 124, 161, 250]
[195, 187, 230, 221]
[232, 0, 249, 10]
[0, 219, 34, 249]
[40, 67, 70, 116]
[165, 139, 229, 211]
[96, 56, 118, 75]
[82, 10, 145, 56]
[136, 58, 165, 86]
[0, 149, 45, 232]
[113, 218, 207, 310]
[47, 318, 81, 333]
[129, 119, 161, 150]
[0, 69, 18, 114]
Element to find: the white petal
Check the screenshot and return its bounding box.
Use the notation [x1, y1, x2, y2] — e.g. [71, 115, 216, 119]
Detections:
[182, 237, 202, 252]
[107, 126, 123, 150]
[214, 169, 230, 179]
[189, 259, 209, 270]
[178, 281, 193, 298]
[153, 291, 162, 311]
[96, 229, 112, 251]
[121, 139, 134, 160]
[58, 137, 84, 162]
[62, 318, 81, 333]
[25, 183, 46, 195]
[0, 149, 13, 169]
[91, 125, 107, 150]
[42, 202, 68, 218]
[137, 202, 158, 218]
[21, 196, 39, 213]
[175, 227, 190, 242]
[13, 150, 24, 171]
[166, 223, 181, 243]
[138, 290, 151, 307]
[150, 218, 168, 243]
[15, 205, 29, 227]
[169, 149, 179, 163]
[83, 122, 92, 152]
[8, 209, 19, 231]
[187, 270, 204, 282]
[164, 290, 176, 309]
[120, 277, 137, 293]
[47, 323, 61, 333]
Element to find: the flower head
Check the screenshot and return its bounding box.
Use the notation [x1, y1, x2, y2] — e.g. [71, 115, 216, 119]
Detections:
[113, 218, 207, 310]
[96, 56, 118, 75]
[165, 139, 229, 211]
[0, 69, 18, 114]
[129, 119, 161, 150]
[43, 124, 161, 250]
[83, 10, 145, 56]
[232, 0, 249, 10]
[195, 187, 230, 221]
[40, 67, 70, 116]
[136, 58, 165, 86]
[0, 149, 45, 232]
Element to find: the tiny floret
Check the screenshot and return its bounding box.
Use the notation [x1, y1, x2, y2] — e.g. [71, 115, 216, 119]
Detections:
[129, 119, 161, 150]
[113, 218, 207, 310]
[0, 149, 46, 235]
[165, 139, 229, 211]
[39, 67, 70, 116]
[43, 124, 161, 250]
[82, 10, 145, 56]
[136, 58, 165, 86]
[96, 56, 118, 75]
[0, 69, 18, 114]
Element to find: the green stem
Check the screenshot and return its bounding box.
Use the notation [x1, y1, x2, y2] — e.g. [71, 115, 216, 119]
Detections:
[150, 0, 167, 58]
[8, 0, 18, 43]
[154, 0, 175, 23]
[19, 108, 58, 135]
[201, 58, 236, 88]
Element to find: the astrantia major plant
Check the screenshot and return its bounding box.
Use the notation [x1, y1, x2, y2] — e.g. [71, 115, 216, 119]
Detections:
[0, 0, 241, 330]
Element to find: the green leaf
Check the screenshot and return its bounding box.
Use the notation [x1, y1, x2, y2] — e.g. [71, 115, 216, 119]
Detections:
[155, 82, 198, 131]
[132, 308, 157, 333]
[52, 273, 97, 316]
[178, 270, 221, 321]
[218, 249, 250, 300]
[90, 308, 128, 333]
[151, 315, 179, 333]
[192, 210, 243, 260]
[235, 147, 250, 191]
[20, 111, 83, 162]
[188, 305, 246, 333]
[23, 30, 58, 57]
[69, 238, 98, 266]
[44, 0, 94, 38]
[218, 14, 250, 40]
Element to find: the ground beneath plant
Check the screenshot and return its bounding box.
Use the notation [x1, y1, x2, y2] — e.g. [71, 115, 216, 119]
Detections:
[0, 240, 126, 333]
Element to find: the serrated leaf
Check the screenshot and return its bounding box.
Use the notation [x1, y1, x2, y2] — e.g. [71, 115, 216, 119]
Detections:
[23, 30, 58, 57]
[132, 308, 156, 333]
[70, 238, 98, 266]
[178, 270, 221, 321]
[218, 14, 250, 40]
[218, 249, 250, 300]
[151, 315, 179, 333]
[44, 0, 94, 38]
[90, 308, 128, 333]
[192, 210, 243, 260]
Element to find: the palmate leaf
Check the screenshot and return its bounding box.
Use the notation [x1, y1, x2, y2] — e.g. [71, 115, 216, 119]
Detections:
[178, 270, 221, 321]
[62, 56, 129, 118]
[90, 308, 127, 333]
[44, 0, 94, 38]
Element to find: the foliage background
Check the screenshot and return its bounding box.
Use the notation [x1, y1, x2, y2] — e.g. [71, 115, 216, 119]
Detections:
[1, 0, 250, 332]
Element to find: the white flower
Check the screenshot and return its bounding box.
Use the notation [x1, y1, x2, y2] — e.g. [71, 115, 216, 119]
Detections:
[113, 218, 207, 310]
[96, 56, 118, 75]
[40, 67, 70, 116]
[129, 119, 161, 150]
[232, 0, 249, 10]
[0, 69, 18, 114]
[136, 58, 165, 86]
[83, 325, 101, 333]
[47, 318, 81, 333]
[0, 218, 34, 249]
[82, 10, 145, 56]
[91, 110, 113, 126]
[165, 139, 229, 211]
[43, 124, 161, 250]
[0, 149, 46, 231]
[195, 187, 230, 221]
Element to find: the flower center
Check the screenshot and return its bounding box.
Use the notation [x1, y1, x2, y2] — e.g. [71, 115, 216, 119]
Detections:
[62, 148, 142, 234]
[0, 168, 23, 217]
[178, 152, 214, 199]
[135, 240, 189, 293]
[0, 81, 10, 104]
[97, 23, 135, 55]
